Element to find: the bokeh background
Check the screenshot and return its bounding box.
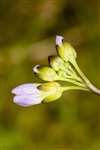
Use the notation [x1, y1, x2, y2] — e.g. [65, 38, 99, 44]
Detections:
[0, 0, 100, 149]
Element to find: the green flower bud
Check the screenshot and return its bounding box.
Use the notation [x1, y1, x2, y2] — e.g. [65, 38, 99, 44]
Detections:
[48, 55, 65, 71]
[33, 65, 58, 81]
[38, 82, 62, 102]
[57, 42, 77, 63]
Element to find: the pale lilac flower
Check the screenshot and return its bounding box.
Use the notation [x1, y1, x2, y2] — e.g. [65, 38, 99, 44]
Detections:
[12, 83, 43, 107]
[56, 35, 64, 46]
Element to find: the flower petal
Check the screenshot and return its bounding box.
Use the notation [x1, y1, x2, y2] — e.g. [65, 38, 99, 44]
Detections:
[12, 83, 41, 95]
[56, 35, 64, 45]
[13, 94, 43, 107]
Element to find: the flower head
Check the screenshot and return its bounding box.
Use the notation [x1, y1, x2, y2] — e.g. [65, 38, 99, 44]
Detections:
[12, 82, 63, 107]
[11, 35, 90, 107]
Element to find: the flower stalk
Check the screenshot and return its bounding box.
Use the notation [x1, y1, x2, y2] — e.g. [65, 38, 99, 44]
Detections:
[61, 86, 89, 92]
[72, 60, 100, 95]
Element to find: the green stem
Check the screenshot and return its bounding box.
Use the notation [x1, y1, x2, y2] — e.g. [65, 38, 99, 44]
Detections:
[73, 60, 100, 95]
[62, 86, 89, 92]
[65, 73, 85, 84]
[65, 66, 82, 82]
[59, 77, 86, 88]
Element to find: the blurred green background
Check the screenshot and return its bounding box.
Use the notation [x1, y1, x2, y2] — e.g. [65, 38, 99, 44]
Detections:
[0, 0, 100, 149]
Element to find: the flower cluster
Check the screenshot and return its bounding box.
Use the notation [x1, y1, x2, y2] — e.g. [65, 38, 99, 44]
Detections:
[12, 35, 100, 107]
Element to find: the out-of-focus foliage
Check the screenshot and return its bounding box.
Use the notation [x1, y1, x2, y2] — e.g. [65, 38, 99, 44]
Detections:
[0, 0, 100, 149]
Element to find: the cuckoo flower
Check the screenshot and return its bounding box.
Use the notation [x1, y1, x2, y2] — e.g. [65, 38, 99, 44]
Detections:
[12, 82, 63, 107]
[11, 35, 100, 108]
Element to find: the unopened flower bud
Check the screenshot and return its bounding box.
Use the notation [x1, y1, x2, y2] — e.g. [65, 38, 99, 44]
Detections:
[56, 36, 77, 63]
[33, 65, 58, 81]
[48, 55, 65, 71]
[38, 82, 62, 102]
